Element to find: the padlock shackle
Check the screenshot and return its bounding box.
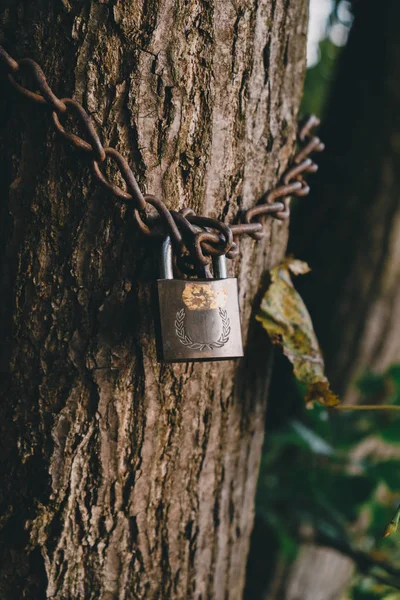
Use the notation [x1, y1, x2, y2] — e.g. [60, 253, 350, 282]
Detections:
[160, 236, 174, 280]
[213, 254, 228, 279]
[160, 236, 228, 280]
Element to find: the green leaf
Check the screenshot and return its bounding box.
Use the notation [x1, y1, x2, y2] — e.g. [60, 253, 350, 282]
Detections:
[383, 505, 400, 538]
[291, 421, 335, 456]
[367, 502, 397, 540]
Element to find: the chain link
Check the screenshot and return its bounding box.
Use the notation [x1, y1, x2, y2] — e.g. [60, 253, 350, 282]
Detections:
[0, 45, 324, 272]
[52, 98, 106, 163]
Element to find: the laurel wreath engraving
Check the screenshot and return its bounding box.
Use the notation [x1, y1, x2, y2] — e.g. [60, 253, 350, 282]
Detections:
[175, 308, 231, 351]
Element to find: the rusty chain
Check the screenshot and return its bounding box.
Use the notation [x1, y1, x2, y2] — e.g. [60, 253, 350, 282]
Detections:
[0, 45, 324, 273]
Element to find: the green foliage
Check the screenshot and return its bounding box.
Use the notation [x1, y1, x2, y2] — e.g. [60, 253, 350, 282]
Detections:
[351, 576, 400, 600]
[302, 0, 354, 118]
[358, 365, 400, 407]
[256, 365, 400, 598]
[302, 39, 341, 118]
[383, 505, 400, 539]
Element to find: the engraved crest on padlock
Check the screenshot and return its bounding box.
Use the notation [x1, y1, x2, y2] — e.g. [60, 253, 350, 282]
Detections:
[156, 237, 244, 362]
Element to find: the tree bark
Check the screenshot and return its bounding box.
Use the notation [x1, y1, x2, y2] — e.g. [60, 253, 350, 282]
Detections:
[0, 1, 308, 598]
[279, 2, 400, 599]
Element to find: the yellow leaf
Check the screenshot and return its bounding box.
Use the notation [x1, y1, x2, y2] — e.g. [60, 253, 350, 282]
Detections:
[257, 258, 340, 408]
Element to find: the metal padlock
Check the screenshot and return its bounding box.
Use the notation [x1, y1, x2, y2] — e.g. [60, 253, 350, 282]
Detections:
[156, 237, 244, 362]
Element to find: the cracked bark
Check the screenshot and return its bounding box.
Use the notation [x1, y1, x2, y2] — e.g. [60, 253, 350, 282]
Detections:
[0, 1, 308, 598]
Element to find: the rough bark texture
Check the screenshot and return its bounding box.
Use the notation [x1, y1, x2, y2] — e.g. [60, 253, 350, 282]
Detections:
[280, 2, 400, 599]
[0, 1, 308, 599]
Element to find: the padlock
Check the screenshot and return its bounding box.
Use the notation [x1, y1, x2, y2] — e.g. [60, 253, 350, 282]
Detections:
[156, 237, 244, 362]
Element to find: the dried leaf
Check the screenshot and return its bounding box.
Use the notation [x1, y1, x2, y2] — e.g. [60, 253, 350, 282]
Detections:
[383, 504, 400, 538]
[257, 258, 339, 408]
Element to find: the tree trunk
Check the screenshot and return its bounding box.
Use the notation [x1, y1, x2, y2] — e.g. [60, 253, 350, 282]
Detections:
[280, 2, 400, 599]
[291, 0, 400, 403]
[0, 1, 308, 599]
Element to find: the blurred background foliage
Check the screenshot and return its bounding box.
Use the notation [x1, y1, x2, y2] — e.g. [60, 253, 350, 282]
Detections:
[248, 367, 400, 599]
[245, 1, 400, 599]
[303, 0, 353, 118]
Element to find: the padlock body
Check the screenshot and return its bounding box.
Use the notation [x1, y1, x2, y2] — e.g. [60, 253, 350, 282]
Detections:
[157, 278, 243, 362]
